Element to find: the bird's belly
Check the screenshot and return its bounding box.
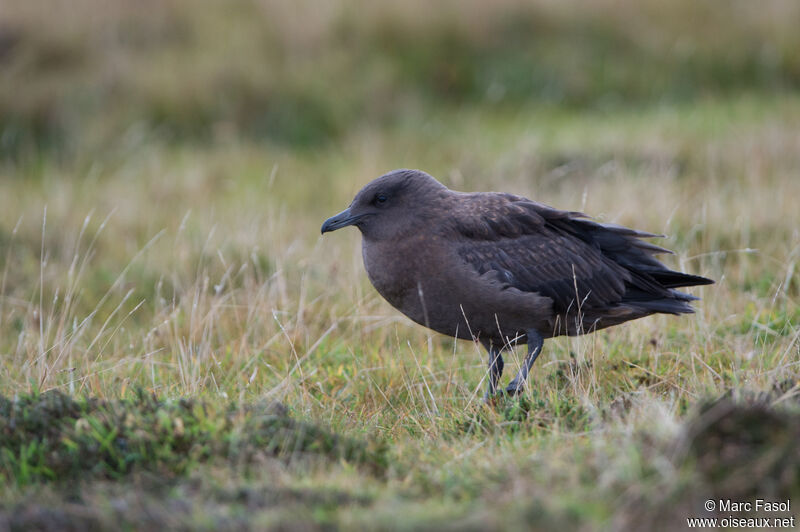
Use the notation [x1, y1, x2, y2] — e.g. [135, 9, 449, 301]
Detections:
[372, 276, 477, 340]
[362, 239, 464, 335]
[362, 242, 545, 342]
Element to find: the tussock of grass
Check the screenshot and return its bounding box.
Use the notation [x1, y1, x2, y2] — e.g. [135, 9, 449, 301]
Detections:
[685, 396, 800, 499]
[0, 390, 386, 486]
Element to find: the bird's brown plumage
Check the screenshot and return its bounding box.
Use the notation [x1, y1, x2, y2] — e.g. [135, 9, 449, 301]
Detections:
[321, 169, 713, 396]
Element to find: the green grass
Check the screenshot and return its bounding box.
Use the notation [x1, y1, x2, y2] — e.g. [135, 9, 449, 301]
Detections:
[0, 390, 385, 486]
[1, 1, 800, 529]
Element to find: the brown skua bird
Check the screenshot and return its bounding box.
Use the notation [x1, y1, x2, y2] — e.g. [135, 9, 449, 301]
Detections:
[322, 169, 713, 399]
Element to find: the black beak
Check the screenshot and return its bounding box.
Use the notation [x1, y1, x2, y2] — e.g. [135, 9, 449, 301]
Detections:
[321, 208, 365, 234]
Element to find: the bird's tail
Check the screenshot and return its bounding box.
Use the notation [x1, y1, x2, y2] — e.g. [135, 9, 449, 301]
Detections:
[643, 269, 714, 289]
[627, 295, 697, 315]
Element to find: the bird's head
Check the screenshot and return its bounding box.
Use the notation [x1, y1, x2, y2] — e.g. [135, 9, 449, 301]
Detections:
[321, 169, 447, 240]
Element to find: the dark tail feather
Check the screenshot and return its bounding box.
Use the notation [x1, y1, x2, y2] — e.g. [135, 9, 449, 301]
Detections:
[567, 213, 714, 315]
[621, 283, 701, 315]
[628, 296, 696, 315]
[646, 270, 715, 289]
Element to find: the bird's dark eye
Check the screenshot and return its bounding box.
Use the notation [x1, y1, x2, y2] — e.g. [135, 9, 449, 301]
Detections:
[374, 193, 388, 205]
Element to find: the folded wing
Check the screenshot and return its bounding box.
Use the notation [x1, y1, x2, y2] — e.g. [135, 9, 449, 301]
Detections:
[450, 193, 712, 318]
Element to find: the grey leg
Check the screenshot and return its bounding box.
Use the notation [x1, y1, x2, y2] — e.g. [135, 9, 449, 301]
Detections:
[483, 343, 504, 401]
[506, 330, 544, 395]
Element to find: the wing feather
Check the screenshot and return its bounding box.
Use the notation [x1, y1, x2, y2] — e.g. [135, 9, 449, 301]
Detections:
[457, 230, 628, 312]
[448, 193, 702, 314]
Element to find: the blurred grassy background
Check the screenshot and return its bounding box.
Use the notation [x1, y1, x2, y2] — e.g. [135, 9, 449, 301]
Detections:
[1, 0, 799, 529]
[3, 0, 800, 159]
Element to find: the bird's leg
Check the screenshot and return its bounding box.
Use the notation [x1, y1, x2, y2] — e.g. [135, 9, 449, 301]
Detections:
[506, 330, 544, 395]
[483, 344, 504, 401]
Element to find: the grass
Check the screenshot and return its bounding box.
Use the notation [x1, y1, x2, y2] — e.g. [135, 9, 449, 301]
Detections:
[0, 389, 385, 486]
[3, 0, 800, 158]
[1, 95, 799, 530]
[1, 0, 800, 530]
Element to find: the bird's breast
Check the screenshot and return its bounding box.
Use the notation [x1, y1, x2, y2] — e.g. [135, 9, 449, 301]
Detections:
[361, 238, 422, 307]
[361, 234, 486, 339]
